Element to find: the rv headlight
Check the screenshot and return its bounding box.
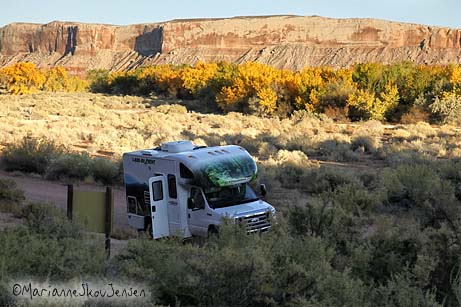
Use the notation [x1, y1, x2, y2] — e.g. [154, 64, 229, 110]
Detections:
[235, 217, 244, 225]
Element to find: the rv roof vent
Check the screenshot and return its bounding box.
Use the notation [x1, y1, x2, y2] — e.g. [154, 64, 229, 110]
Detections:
[193, 145, 207, 150]
[160, 140, 194, 153]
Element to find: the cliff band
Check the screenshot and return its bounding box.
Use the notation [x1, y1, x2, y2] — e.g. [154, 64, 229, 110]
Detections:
[1, 15, 461, 74]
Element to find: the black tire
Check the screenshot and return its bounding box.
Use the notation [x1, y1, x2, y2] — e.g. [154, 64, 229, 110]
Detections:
[144, 220, 153, 239]
[208, 225, 219, 238]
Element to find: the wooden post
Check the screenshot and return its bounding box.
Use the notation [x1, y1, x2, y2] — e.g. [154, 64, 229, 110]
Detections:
[105, 186, 113, 258]
[67, 184, 73, 221]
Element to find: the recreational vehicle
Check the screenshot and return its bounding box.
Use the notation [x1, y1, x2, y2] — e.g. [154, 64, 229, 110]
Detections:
[123, 141, 276, 239]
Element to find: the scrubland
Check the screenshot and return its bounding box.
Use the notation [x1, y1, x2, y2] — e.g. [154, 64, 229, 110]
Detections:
[1, 91, 461, 306]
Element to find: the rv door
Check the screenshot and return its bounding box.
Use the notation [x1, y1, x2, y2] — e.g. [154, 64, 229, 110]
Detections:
[148, 176, 170, 239]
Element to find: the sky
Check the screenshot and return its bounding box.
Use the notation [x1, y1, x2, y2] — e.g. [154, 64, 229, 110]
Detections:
[1, 0, 460, 28]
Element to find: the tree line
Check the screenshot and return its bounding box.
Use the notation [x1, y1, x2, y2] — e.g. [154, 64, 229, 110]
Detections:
[2, 61, 461, 123]
[0, 62, 88, 94]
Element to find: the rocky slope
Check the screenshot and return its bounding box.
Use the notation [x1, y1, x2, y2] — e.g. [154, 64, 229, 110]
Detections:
[1, 15, 461, 74]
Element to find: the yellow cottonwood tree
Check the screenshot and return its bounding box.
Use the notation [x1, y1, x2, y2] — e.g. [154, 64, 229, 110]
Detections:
[43, 67, 69, 92]
[0, 62, 45, 94]
[138, 65, 182, 95]
[180, 62, 218, 97]
[347, 83, 399, 120]
[449, 65, 461, 93]
[256, 87, 278, 115]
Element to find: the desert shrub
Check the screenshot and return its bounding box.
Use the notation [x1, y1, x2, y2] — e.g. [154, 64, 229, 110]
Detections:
[22, 202, 80, 239]
[0, 227, 105, 279]
[452, 268, 461, 307]
[275, 149, 309, 166]
[0, 179, 25, 206]
[263, 150, 319, 190]
[382, 164, 461, 231]
[372, 270, 442, 307]
[385, 150, 435, 168]
[92, 157, 122, 185]
[405, 122, 437, 139]
[273, 163, 308, 189]
[324, 106, 350, 122]
[112, 221, 371, 307]
[354, 120, 384, 137]
[110, 73, 140, 95]
[302, 168, 361, 194]
[111, 226, 138, 240]
[430, 92, 461, 125]
[257, 141, 278, 159]
[401, 105, 431, 124]
[332, 182, 380, 215]
[288, 198, 335, 237]
[0, 202, 106, 307]
[0, 179, 25, 216]
[318, 139, 359, 162]
[1, 137, 123, 184]
[438, 160, 461, 200]
[87, 69, 111, 93]
[46, 152, 93, 180]
[351, 135, 381, 154]
[155, 104, 188, 114]
[113, 229, 269, 307]
[1, 137, 67, 174]
[285, 135, 312, 155]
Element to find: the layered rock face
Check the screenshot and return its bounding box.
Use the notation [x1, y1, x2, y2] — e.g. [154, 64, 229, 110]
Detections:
[1, 15, 461, 74]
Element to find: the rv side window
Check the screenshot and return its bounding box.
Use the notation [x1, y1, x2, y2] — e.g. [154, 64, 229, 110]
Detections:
[180, 163, 194, 179]
[168, 174, 177, 199]
[152, 181, 164, 201]
[127, 196, 137, 214]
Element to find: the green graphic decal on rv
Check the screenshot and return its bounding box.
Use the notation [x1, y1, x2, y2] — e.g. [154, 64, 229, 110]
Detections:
[193, 154, 257, 188]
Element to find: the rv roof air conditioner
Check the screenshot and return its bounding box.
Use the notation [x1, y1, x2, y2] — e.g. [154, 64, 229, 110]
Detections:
[160, 140, 195, 153]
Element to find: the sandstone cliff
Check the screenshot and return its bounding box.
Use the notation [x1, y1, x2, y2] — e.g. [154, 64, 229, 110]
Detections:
[1, 15, 461, 74]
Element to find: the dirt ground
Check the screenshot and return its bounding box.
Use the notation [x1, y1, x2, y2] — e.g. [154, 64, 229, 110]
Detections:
[0, 170, 132, 256]
[0, 170, 129, 228]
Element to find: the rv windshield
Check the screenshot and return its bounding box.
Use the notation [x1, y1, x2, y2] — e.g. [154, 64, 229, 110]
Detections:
[204, 183, 258, 209]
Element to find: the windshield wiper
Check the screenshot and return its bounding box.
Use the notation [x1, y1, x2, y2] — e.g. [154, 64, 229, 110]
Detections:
[237, 198, 259, 205]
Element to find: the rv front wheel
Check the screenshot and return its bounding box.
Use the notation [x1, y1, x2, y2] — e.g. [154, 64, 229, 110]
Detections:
[208, 225, 219, 238]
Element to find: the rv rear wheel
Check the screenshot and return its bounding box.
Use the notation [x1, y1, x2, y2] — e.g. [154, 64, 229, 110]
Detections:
[145, 220, 153, 239]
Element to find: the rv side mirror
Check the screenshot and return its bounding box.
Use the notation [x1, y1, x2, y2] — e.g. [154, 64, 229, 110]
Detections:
[187, 197, 195, 209]
[260, 184, 267, 197]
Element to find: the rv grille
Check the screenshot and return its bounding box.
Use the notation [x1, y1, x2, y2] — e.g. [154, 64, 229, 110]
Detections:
[238, 212, 271, 233]
[144, 191, 150, 205]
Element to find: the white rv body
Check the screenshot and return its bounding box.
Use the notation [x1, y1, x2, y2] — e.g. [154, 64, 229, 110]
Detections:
[123, 141, 275, 238]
